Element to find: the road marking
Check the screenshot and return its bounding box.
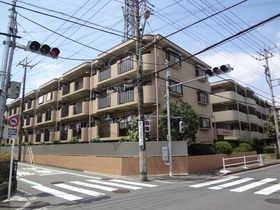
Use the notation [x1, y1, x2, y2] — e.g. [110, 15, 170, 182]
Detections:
[87, 179, 142, 190]
[19, 163, 102, 180]
[230, 178, 277, 192]
[71, 181, 117, 192]
[110, 179, 157, 187]
[32, 185, 82, 201]
[254, 183, 280, 195]
[209, 178, 255, 190]
[55, 183, 105, 197]
[18, 178, 42, 186]
[189, 176, 239, 188]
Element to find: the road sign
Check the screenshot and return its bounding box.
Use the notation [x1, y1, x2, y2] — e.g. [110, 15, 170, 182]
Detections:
[277, 132, 280, 140]
[8, 116, 19, 127]
[3, 125, 18, 139]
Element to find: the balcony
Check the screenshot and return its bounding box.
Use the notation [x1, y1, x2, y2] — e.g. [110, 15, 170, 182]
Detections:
[94, 55, 154, 89]
[38, 91, 58, 110]
[24, 117, 35, 128]
[59, 102, 89, 121]
[35, 110, 57, 126]
[93, 85, 156, 114]
[211, 91, 245, 105]
[61, 77, 90, 102]
[24, 100, 36, 114]
[214, 110, 248, 123]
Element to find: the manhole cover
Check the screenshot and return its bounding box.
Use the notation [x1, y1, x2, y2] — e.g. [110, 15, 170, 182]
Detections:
[101, 178, 112, 181]
[265, 198, 280, 204]
[50, 181, 64, 184]
[113, 189, 130, 194]
[29, 202, 50, 208]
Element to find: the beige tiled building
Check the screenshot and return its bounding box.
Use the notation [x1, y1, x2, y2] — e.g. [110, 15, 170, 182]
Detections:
[4, 34, 215, 144]
[211, 80, 273, 141]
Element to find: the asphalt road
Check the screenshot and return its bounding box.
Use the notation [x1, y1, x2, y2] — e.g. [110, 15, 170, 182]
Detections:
[5, 163, 280, 209]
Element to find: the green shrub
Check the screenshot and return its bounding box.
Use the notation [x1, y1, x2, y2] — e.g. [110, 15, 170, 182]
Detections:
[239, 138, 255, 147]
[233, 147, 249, 153]
[68, 136, 80, 144]
[188, 144, 216, 156]
[229, 142, 237, 149]
[0, 153, 11, 184]
[263, 145, 274, 154]
[52, 139, 61, 144]
[255, 145, 264, 154]
[90, 135, 100, 143]
[118, 137, 128, 142]
[214, 141, 233, 154]
[239, 143, 253, 151]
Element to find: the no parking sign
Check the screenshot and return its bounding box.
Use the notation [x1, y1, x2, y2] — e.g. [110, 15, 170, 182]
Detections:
[8, 116, 19, 127]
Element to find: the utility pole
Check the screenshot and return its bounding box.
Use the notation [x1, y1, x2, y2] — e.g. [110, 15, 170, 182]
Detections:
[165, 60, 173, 176]
[17, 58, 36, 161]
[258, 45, 280, 158]
[0, 0, 17, 142]
[135, 0, 147, 182]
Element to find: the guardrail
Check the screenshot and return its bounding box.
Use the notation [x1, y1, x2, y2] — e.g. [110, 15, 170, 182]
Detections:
[221, 154, 263, 173]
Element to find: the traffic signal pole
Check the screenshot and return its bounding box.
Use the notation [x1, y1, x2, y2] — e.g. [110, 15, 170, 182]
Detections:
[0, 0, 17, 141]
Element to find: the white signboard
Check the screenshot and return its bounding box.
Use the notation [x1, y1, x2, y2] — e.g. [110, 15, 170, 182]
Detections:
[138, 121, 144, 147]
[162, 146, 169, 161]
[3, 125, 18, 139]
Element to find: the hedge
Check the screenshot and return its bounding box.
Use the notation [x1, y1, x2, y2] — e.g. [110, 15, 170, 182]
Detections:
[214, 141, 233, 154]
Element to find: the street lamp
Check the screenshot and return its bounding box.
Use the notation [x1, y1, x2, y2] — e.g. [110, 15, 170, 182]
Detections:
[137, 9, 150, 182]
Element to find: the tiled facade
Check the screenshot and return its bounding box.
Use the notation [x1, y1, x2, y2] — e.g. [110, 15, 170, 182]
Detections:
[210, 80, 273, 141]
[4, 35, 215, 144]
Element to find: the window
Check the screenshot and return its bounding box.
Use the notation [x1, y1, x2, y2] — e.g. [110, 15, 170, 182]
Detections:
[169, 80, 183, 95]
[75, 79, 83, 91]
[38, 96, 44, 104]
[200, 117, 211, 128]
[45, 110, 52, 121]
[197, 91, 209, 103]
[37, 113, 43, 123]
[46, 92, 52, 101]
[195, 67, 207, 76]
[167, 51, 181, 66]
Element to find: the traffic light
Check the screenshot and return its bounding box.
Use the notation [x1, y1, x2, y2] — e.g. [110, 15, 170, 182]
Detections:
[26, 41, 60, 59]
[144, 120, 151, 132]
[179, 120, 185, 133]
[205, 64, 233, 77]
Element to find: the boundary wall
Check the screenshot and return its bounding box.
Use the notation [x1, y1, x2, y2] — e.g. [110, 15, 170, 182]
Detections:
[1, 142, 256, 175]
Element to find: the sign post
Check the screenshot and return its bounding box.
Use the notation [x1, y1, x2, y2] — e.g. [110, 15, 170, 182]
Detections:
[6, 116, 19, 200]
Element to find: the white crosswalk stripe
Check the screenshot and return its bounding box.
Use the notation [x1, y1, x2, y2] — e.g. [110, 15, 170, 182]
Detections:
[190, 176, 280, 196]
[208, 178, 255, 190]
[230, 178, 277, 192]
[24, 178, 158, 202]
[32, 185, 82, 201]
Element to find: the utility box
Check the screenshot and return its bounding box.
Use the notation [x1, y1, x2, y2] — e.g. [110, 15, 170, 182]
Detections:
[7, 81, 21, 99]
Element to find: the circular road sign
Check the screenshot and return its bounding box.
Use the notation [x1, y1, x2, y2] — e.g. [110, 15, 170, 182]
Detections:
[8, 116, 19, 127]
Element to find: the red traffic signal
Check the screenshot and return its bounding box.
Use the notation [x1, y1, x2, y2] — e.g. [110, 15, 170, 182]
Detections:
[205, 64, 233, 77]
[26, 41, 60, 59]
[179, 120, 185, 133]
[144, 120, 151, 132]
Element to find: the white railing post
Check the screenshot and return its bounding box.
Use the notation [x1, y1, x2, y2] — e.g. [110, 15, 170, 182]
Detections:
[243, 156, 247, 169]
[222, 158, 225, 171]
[259, 154, 264, 166]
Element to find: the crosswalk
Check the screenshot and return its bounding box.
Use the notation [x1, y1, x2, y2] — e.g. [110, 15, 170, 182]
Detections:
[19, 178, 158, 201]
[189, 176, 280, 196]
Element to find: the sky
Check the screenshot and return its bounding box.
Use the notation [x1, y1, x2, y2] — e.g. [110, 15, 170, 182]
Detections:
[0, 0, 280, 105]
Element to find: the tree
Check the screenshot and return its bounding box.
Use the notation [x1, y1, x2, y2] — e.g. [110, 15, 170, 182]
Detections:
[127, 116, 151, 142]
[264, 114, 279, 138]
[159, 99, 199, 143]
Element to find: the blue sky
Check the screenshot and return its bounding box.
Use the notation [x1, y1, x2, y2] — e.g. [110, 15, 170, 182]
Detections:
[0, 0, 280, 104]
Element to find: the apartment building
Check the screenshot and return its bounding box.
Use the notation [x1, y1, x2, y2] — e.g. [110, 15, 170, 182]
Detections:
[4, 34, 215, 144]
[210, 80, 273, 141]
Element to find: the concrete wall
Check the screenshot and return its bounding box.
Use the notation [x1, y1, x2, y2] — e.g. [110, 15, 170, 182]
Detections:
[1, 142, 257, 176]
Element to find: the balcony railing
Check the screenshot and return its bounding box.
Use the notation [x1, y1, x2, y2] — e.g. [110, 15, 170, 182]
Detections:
[119, 90, 134, 104]
[118, 58, 134, 74]
[99, 67, 111, 81]
[61, 107, 69, 118]
[98, 95, 111, 109]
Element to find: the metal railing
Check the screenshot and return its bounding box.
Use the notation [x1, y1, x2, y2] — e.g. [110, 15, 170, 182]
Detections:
[221, 154, 263, 173]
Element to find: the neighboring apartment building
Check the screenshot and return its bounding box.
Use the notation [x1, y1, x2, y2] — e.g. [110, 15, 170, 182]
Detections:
[210, 80, 273, 141]
[4, 34, 215, 145]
